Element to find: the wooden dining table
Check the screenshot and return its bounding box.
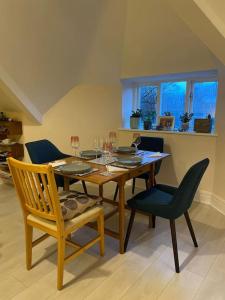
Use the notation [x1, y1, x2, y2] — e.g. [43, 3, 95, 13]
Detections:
[54, 151, 170, 254]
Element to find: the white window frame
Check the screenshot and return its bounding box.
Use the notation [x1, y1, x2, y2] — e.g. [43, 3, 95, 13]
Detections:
[134, 77, 218, 128]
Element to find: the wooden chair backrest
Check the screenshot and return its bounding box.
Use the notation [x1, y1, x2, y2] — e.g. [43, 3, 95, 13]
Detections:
[7, 157, 63, 223]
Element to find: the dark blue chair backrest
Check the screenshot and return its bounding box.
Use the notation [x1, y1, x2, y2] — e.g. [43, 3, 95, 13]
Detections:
[25, 139, 69, 164]
[171, 158, 209, 218]
[132, 136, 164, 175]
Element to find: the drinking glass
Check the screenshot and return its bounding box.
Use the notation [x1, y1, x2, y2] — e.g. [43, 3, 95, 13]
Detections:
[109, 131, 117, 150]
[71, 136, 80, 157]
[93, 136, 100, 159]
[133, 133, 141, 153]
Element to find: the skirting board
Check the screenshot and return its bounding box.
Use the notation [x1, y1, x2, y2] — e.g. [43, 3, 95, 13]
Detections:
[197, 190, 225, 216]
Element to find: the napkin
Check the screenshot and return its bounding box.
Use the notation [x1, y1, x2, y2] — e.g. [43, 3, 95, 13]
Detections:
[148, 152, 162, 158]
[49, 160, 66, 167]
[107, 166, 128, 172]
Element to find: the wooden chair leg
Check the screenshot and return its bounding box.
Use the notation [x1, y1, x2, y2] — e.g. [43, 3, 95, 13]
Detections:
[113, 184, 119, 201]
[169, 219, 180, 273]
[82, 181, 88, 194]
[97, 212, 105, 256]
[124, 209, 136, 251]
[132, 178, 136, 194]
[184, 211, 198, 247]
[25, 223, 33, 270]
[57, 237, 65, 290]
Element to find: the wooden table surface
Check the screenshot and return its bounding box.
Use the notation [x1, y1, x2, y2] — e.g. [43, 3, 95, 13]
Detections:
[54, 151, 170, 253]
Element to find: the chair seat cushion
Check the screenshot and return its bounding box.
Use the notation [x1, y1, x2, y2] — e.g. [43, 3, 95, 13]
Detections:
[127, 188, 173, 218]
[27, 206, 103, 233]
[59, 191, 100, 220]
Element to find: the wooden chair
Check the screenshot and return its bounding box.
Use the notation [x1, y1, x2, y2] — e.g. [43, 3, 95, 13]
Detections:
[8, 157, 104, 290]
[125, 158, 209, 273]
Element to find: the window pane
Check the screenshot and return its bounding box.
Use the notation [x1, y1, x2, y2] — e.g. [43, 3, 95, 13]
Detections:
[140, 85, 158, 123]
[160, 82, 186, 128]
[192, 81, 218, 127]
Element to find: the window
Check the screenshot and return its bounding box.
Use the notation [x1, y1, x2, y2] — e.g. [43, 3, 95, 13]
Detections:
[137, 77, 218, 131]
[139, 85, 158, 124]
[160, 82, 186, 129]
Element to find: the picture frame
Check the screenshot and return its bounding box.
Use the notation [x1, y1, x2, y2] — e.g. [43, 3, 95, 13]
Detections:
[158, 116, 175, 130]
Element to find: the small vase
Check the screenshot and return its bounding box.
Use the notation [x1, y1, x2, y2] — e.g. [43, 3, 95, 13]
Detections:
[143, 120, 152, 130]
[130, 117, 141, 129]
[182, 122, 189, 131]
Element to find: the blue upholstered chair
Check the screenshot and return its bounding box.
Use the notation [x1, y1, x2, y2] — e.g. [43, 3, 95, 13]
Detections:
[25, 139, 87, 193]
[124, 158, 209, 273]
[113, 136, 164, 201]
[131, 136, 164, 193]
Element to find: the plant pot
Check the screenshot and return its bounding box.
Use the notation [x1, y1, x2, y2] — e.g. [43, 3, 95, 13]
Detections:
[130, 117, 141, 129]
[143, 120, 152, 130]
[181, 122, 189, 131]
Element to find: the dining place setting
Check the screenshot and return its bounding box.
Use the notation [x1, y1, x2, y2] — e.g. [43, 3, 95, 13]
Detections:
[52, 132, 165, 180]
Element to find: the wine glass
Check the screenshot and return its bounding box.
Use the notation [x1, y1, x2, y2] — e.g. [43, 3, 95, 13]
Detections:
[71, 136, 79, 157]
[93, 136, 100, 159]
[133, 133, 141, 153]
[109, 131, 117, 150]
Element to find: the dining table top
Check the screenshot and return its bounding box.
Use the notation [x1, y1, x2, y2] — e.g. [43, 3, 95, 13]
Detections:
[53, 150, 170, 185]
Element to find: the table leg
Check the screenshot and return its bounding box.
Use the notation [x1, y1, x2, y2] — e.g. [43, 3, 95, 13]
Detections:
[99, 185, 103, 199]
[147, 163, 155, 190]
[118, 178, 126, 254]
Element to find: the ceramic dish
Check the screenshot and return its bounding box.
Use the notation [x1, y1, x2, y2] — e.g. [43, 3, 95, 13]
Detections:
[116, 156, 142, 166]
[57, 162, 92, 175]
[80, 150, 102, 159]
[115, 146, 136, 154]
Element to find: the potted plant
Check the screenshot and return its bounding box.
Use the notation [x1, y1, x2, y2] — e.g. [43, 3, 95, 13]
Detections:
[143, 111, 156, 130]
[130, 109, 142, 129]
[180, 112, 193, 131]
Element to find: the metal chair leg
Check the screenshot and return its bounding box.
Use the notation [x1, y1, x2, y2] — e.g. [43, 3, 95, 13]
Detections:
[132, 178, 136, 194]
[169, 219, 180, 273]
[124, 209, 136, 251]
[82, 181, 88, 194]
[145, 178, 148, 190]
[152, 215, 156, 228]
[184, 211, 198, 247]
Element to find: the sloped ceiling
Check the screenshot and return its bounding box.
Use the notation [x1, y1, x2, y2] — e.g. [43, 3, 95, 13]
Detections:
[167, 0, 225, 66]
[0, 0, 126, 122]
[1, 0, 225, 124]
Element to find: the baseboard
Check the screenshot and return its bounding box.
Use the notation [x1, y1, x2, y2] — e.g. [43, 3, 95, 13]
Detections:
[196, 190, 225, 216]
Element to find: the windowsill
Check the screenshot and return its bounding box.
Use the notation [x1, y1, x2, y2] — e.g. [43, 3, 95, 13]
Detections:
[119, 128, 218, 137]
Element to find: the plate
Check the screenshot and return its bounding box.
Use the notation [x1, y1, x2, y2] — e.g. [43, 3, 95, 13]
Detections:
[80, 150, 102, 159]
[0, 142, 16, 146]
[115, 146, 136, 154]
[57, 162, 92, 174]
[116, 156, 142, 166]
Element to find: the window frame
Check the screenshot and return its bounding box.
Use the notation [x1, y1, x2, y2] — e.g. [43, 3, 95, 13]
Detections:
[134, 76, 218, 129]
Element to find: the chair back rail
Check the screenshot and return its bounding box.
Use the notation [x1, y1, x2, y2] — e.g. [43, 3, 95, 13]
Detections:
[171, 158, 209, 218]
[7, 157, 63, 223]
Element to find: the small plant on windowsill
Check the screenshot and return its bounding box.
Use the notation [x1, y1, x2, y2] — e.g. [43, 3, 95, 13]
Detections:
[180, 112, 193, 131]
[130, 109, 142, 129]
[164, 111, 172, 116]
[143, 111, 156, 130]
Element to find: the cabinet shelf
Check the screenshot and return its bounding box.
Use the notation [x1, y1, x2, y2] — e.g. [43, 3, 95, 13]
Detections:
[0, 120, 23, 183]
[0, 120, 22, 135]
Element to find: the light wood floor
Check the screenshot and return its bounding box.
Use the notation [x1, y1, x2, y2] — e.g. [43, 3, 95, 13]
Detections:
[1, 182, 225, 300]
